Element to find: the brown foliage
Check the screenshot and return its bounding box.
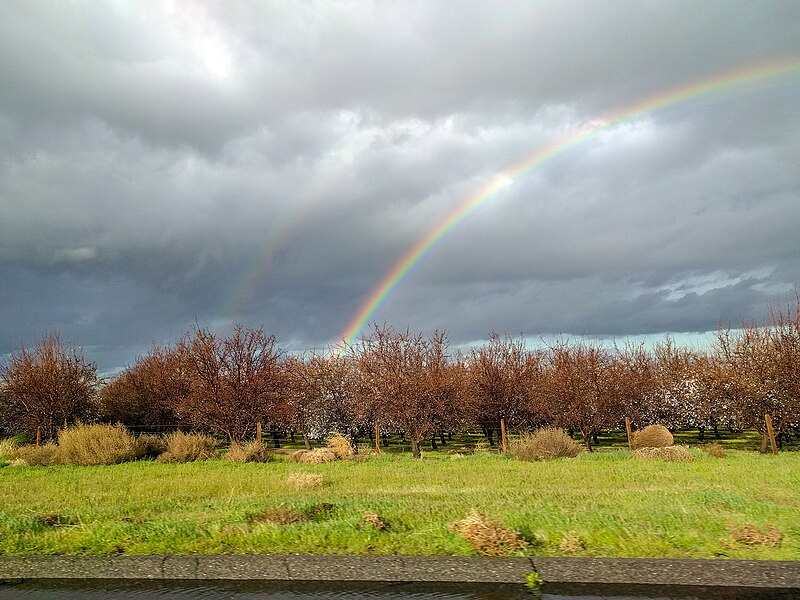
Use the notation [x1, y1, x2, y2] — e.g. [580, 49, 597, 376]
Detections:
[178, 325, 284, 442]
[449, 509, 528, 556]
[1, 332, 97, 441]
[703, 443, 726, 458]
[509, 428, 582, 461]
[290, 448, 336, 463]
[361, 510, 388, 531]
[156, 431, 217, 463]
[631, 424, 674, 450]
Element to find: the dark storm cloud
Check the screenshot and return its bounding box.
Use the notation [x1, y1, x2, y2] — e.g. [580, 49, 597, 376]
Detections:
[1, 0, 799, 371]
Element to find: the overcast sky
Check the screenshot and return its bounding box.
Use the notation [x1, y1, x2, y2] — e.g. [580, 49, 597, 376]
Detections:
[1, 1, 799, 373]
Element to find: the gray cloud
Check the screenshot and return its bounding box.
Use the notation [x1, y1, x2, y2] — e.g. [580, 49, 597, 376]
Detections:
[1, 0, 799, 371]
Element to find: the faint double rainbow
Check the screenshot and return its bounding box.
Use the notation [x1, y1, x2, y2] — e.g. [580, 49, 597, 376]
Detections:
[336, 57, 800, 351]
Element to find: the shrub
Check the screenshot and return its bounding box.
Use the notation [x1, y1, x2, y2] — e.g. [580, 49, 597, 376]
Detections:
[289, 448, 336, 464]
[632, 424, 673, 450]
[326, 433, 354, 459]
[508, 428, 582, 461]
[448, 509, 528, 556]
[0, 437, 20, 460]
[703, 443, 726, 458]
[224, 441, 271, 463]
[10, 443, 61, 466]
[286, 472, 323, 490]
[156, 432, 216, 463]
[58, 423, 140, 466]
[632, 445, 693, 462]
[134, 434, 168, 459]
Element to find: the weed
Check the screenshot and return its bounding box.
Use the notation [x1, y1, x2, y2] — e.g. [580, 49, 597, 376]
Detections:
[361, 510, 389, 531]
[290, 448, 336, 464]
[448, 509, 528, 556]
[703, 443, 726, 458]
[509, 428, 582, 461]
[632, 424, 673, 450]
[286, 472, 323, 490]
[631, 446, 693, 462]
[223, 441, 271, 463]
[9, 443, 61, 466]
[0, 438, 20, 460]
[58, 423, 140, 466]
[156, 432, 217, 463]
[558, 531, 585, 553]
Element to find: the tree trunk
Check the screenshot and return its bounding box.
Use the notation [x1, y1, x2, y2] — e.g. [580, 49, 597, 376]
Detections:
[410, 438, 422, 459]
[430, 435, 438, 450]
[713, 424, 720, 439]
[439, 432, 447, 446]
[582, 429, 593, 452]
[698, 426, 705, 442]
[759, 431, 769, 454]
[290, 430, 296, 443]
[302, 431, 312, 450]
[486, 428, 495, 446]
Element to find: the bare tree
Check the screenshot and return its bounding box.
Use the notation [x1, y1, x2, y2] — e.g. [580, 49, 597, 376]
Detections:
[1, 332, 97, 440]
[178, 325, 284, 442]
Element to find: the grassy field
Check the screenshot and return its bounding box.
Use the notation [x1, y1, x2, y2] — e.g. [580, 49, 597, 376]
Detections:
[1, 448, 798, 559]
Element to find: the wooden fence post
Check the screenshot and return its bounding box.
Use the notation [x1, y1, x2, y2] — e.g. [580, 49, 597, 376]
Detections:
[625, 418, 633, 451]
[36, 426, 41, 447]
[256, 420, 262, 447]
[375, 422, 382, 455]
[764, 414, 778, 455]
[500, 418, 507, 454]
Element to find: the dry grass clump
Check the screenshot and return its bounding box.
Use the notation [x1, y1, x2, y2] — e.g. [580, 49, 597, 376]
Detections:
[361, 510, 389, 531]
[726, 523, 783, 548]
[632, 445, 693, 462]
[448, 509, 528, 556]
[224, 441, 271, 463]
[632, 424, 674, 450]
[326, 433, 354, 459]
[134, 434, 167, 459]
[156, 431, 217, 463]
[286, 472, 324, 490]
[290, 448, 336, 464]
[58, 423, 140, 466]
[703, 443, 726, 458]
[559, 531, 586, 553]
[509, 428, 582, 461]
[247, 506, 306, 526]
[9, 443, 62, 466]
[0, 437, 21, 460]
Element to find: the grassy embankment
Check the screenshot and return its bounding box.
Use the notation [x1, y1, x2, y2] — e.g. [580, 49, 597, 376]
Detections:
[1, 448, 798, 559]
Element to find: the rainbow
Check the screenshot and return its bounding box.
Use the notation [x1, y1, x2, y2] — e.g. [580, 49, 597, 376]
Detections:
[337, 57, 800, 350]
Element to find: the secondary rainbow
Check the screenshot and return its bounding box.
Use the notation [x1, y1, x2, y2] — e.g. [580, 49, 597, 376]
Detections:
[337, 57, 800, 350]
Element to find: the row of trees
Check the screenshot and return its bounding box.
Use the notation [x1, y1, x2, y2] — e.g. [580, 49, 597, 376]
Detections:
[2, 302, 800, 456]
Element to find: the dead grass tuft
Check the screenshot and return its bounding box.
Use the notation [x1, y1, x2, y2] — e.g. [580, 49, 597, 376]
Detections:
[449, 509, 528, 556]
[134, 434, 167, 459]
[290, 448, 336, 464]
[247, 506, 306, 526]
[361, 510, 389, 531]
[326, 433, 354, 459]
[726, 523, 783, 548]
[0, 437, 21, 460]
[703, 443, 726, 458]
[10, 443, 62, 466]
[559, 531, 585, 553]
[509, 428, 582, 461]
[156, 431, 216, 463]
[224, 441, 271, 463]
[631, 445, 693, 462]
[58, 423, 140, 466]
[286, 472, 324, 490]
[632, 424, 673, 450]
[35, 513, 75, 527]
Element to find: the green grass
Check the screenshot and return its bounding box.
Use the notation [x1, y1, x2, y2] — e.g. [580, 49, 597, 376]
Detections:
[0, 450, 798, 559]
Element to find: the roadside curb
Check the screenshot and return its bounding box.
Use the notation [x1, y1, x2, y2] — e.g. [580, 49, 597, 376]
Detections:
[1, 555, 799, 589]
